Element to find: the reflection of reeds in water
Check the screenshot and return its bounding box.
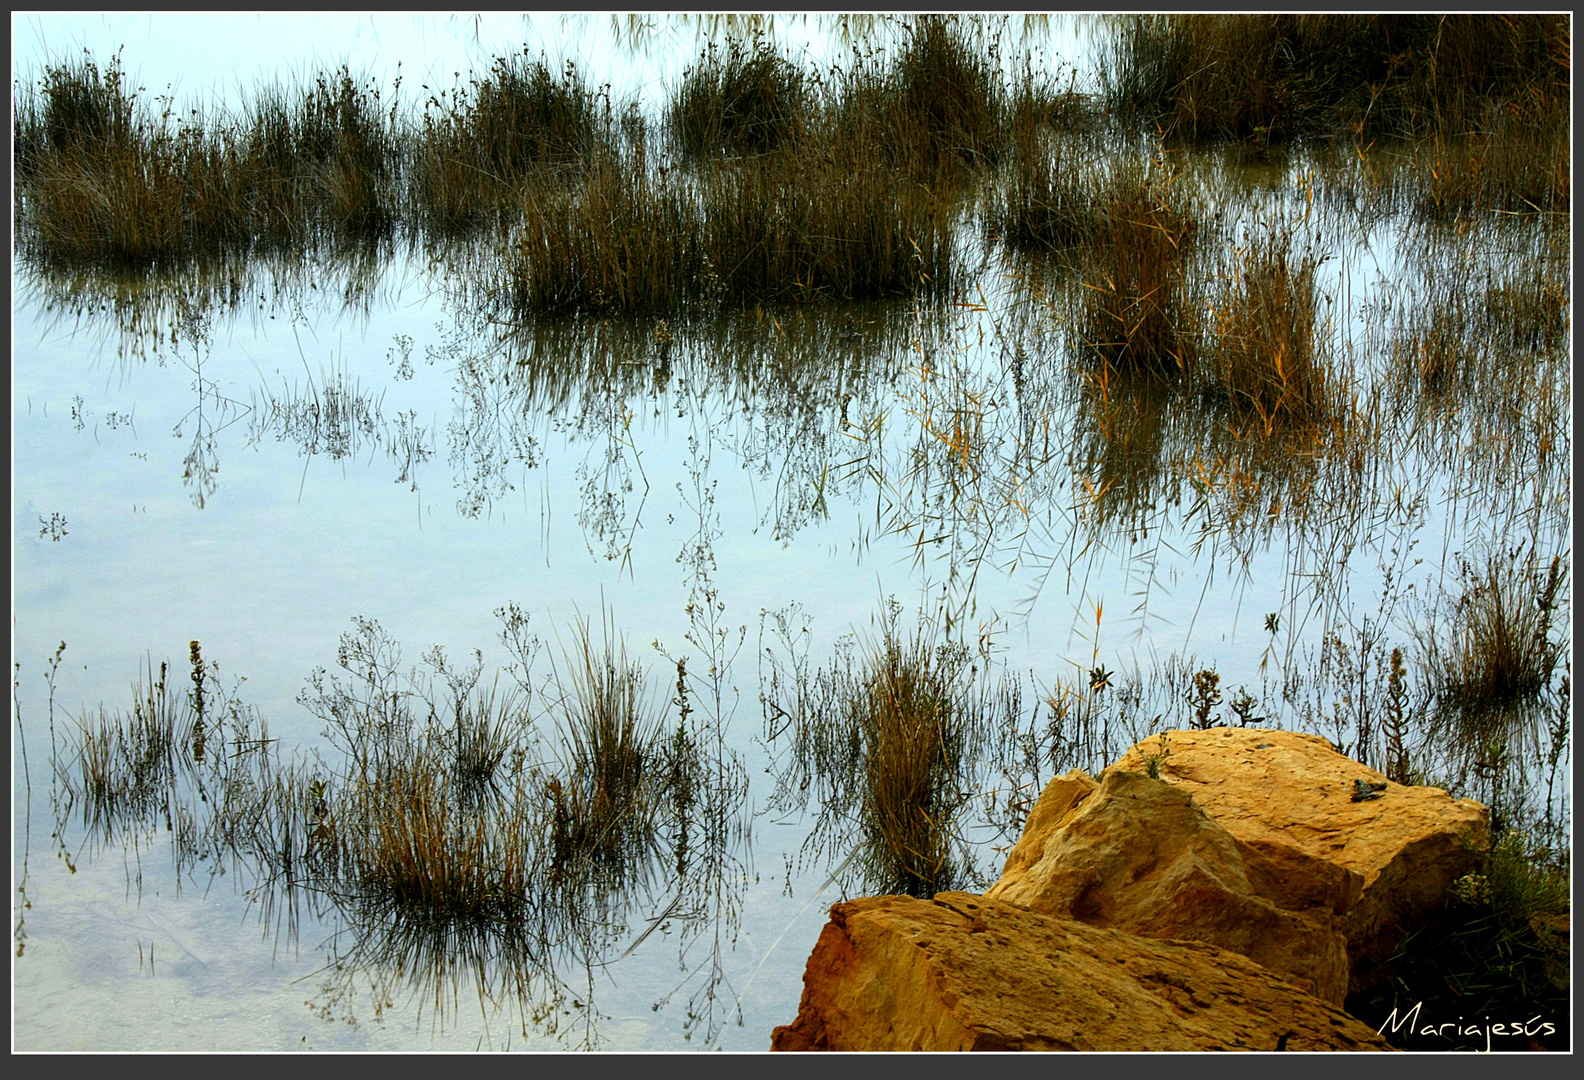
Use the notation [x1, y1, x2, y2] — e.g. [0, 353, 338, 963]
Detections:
[70, 660, 190, 836]
[765, 606, 1009, 897]
[1203, 226, 1329, 430]
[547, 620, 663, 873]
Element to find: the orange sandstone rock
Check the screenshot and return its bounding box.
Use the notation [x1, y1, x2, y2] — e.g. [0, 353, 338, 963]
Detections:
[770, 893, 1393, 1052]
[1110, 728, 1489, 992]
[986, 767, 1351, 1004]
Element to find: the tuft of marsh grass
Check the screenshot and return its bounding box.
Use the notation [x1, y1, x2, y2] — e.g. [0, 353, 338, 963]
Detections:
[985, 127, 1098, 253]
[70, 659, 190, 835]
[408, 51, 604, 236]
[1202, 226, 1330, 429]
[499, 143, 956, 316]
[1071, 158, 1200, 376]
[762, 605, 1007, 897]
[1433, 548, 1567, 717]
[857, 628, 975, 895]
[1101, 14, 1570, 148]
[546, 618, 663, 871]
[15, 53, 400, 265]
[885, 15, 1007, 170]
[668, 36, 808, 159]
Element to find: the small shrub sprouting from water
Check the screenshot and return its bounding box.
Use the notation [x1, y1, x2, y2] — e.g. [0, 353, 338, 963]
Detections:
[668, 36, 808, 159]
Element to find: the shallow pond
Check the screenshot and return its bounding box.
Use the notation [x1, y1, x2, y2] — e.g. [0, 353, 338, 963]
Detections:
[12, 13, 1571, 1052]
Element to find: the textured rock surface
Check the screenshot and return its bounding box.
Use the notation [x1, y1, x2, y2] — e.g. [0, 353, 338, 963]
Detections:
[770, 893, 1393, 1052]
[1110, 728, 1490, 992]
[985, 767, 1351, 1003]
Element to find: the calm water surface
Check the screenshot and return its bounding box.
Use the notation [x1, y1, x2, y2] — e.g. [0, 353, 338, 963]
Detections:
[12, 13, 1570, 1052]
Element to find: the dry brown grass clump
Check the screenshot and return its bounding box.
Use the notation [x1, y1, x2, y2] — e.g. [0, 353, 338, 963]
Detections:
[1072, 161, 1200, 376]
[1203, 228, 1329, 429]
[500, 145, 956, 316]
[15, 53, 399, 265]
[408, 51, 604, 236]
[668, 35, 808, 159]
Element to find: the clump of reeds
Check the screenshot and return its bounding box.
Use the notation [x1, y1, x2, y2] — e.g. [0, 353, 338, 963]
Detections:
[1102, 14, 1570, 148]
[408, 51, 603, 235]
[344, 754, 536, 921]
[242, 66, 400, 238]
[985, 127, 1096, 253]
[505, 149, 696, 315]
[858, 628, 975, 895]
[1072, 159, 1200, 376]
[1202, 226, 1329, 428]
[500, 144, 955, 316]
[763, 607, 995, 898]
[545, 620, 662, 870]
[14, 52, 400, 265]
[1435, 548, 1567, 716]
[885, 15, 1006, 169]
[668, 36, 808, 159]
[985, 59, 1099, 253]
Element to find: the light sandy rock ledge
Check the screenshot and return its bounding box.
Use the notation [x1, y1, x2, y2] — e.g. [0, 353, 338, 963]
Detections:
[772, 728, 1489, 1051]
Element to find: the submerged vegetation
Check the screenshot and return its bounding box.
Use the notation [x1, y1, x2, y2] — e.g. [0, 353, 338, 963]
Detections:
[13, 12, 1570, 1052]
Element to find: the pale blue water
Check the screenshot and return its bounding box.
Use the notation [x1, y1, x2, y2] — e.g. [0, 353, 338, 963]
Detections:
[11, 12, 1570, 1053]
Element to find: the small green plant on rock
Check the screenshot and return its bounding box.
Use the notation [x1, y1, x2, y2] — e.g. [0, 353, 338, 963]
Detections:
[1189, 669, 1222, 729]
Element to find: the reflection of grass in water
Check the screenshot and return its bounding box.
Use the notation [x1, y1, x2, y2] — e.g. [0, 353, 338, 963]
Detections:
[70, 660, 189, 836]
[1202, 225, 1330, 431]
[545, 618, 664, 872]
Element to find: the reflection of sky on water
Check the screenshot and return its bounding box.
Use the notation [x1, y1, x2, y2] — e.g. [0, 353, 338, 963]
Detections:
[10, 12, 1569, 1053]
